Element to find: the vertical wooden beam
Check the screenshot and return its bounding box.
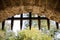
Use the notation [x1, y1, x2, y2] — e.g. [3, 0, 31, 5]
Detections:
[29, 12, 31, 30]
[38, 16, 40, 30]
[2, 21, 5, 30]
[11, 16, 14, 30]
[20, 14, 23, 30]
[56, 22, 59, 29]
[47, 19, 50, 30]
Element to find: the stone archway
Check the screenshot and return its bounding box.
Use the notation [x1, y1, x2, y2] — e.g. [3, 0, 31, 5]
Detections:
[0, 0, 60, 23]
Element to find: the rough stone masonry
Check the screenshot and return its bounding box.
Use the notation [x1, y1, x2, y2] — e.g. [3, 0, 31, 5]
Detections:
[0, 0, 60, 23]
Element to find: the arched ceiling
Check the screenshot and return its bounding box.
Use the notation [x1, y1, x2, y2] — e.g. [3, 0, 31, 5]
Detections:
[0, 0, 60, 23]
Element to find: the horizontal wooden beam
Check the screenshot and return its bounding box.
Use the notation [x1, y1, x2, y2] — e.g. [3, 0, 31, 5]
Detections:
[7, 17, 48, 20]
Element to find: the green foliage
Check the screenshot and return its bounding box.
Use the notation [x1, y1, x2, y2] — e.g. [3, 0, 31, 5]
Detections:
[0, 29, 16, 40]
[5, 31, 16, 40]
[0, 27, 52, 40]
[41, 20, 48, 29]
[17, 27, 52, 40]
[0, 29, 6, 40]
